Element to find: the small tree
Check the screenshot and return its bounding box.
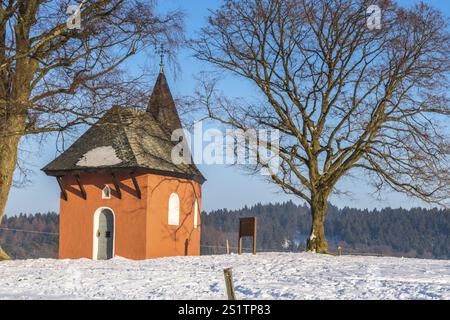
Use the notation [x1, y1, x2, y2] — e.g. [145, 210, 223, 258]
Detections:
[191, 0, 450, 253]
[0, 0, 184, 260]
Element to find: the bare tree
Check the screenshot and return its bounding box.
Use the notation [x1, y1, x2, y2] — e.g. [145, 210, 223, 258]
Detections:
[0, 0, 184, 260]
[190, 0, 450, 253]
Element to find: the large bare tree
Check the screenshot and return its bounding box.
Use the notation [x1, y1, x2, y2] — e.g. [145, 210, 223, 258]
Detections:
[0, 0, 184, 260]
[191, 0, 450, 253]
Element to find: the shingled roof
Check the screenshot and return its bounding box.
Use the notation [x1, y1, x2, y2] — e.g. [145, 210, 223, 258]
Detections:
[42, 74, 205, 184]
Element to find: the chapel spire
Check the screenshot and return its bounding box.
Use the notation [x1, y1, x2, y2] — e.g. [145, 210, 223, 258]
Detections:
[147, 46, 183, 134]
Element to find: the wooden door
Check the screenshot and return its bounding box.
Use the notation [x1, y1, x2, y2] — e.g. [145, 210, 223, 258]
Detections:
[96, 209, 114, 260]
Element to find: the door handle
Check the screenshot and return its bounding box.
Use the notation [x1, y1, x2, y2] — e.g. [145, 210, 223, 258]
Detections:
[97, 230, 101, 237]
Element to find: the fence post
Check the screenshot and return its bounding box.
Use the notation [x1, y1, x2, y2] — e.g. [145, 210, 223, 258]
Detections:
[253, 218, 257, 255]
[337, 246, 342, 256]
[238, 237, 243, 255]
[226, 239, 230, 254]
[223, 268, 237, 300]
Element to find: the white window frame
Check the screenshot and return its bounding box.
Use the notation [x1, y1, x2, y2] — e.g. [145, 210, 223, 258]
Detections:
[102, 185, 111, 199]
[194, 200, 200, 228]
[168, 193, 180, 226]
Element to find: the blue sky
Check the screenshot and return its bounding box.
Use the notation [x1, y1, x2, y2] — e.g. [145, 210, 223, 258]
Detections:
[4, 0, 450, 216]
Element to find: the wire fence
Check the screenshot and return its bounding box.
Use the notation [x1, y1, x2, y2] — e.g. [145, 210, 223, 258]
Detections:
[0, 226, 299, 255]
[200, 244, 294, 253]
[0, 227, 59, 236]
[0, 226, 385, 257]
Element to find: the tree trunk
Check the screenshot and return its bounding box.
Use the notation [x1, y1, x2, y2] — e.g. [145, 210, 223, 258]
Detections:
[0, 131, 23, 261]
[0, 246, 10, 261]
[306, 193, 329, 253]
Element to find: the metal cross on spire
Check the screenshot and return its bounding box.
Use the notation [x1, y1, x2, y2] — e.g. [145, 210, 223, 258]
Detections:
[156, 44, 169, 74]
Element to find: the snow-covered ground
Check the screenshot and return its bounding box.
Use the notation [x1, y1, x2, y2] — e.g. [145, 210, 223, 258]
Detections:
[0, 253, 449, 300]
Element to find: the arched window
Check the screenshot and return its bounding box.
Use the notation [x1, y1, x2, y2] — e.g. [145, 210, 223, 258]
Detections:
[194, 200, 200, 229]
[102, 185, 111, 199]
[168, 193, 180, 226]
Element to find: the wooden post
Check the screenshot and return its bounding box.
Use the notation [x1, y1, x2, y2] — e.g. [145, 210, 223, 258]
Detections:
[111, 173, 122, 199]
[56, 177, 68, 201]
[75, 174, 87, 200]
[253, 218, 257, 255]
[238, 237, 243, 255]
[226, 239, 230, 254]
[130, 174, 141, 199]
[223, 268, 236, 300]
[337, 246, 343, 256]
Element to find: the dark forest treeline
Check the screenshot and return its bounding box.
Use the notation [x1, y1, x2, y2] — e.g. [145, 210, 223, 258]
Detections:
[0, 202, 449, 259]
[201, 202, 450, 259]
[0, 212, 59, 259]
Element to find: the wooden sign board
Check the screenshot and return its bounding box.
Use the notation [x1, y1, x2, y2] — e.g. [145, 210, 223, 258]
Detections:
[238, 217, 257, 255]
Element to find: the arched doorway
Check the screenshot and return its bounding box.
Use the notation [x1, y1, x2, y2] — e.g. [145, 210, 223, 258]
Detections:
[93, 208, 115, 260]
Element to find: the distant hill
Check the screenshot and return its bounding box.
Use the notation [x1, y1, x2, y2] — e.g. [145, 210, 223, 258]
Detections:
[1, 203, 449, 259]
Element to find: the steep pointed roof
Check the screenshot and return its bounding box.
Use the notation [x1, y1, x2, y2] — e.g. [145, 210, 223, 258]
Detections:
[147, 71, 183, 134]
[42, 106, 205, 184]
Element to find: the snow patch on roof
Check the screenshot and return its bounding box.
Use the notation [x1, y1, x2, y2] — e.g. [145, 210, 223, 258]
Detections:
[76, 146, 122, 167]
